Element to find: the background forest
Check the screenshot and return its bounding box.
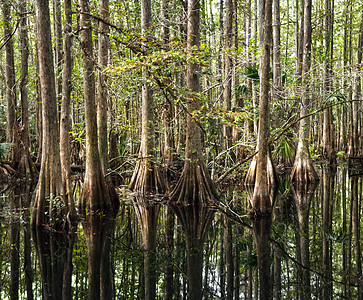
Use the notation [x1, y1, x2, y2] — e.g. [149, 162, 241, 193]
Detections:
[0, 0, 363, 299]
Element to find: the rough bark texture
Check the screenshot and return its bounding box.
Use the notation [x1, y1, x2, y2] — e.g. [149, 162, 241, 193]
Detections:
[129, 0, 165, 195]
[170, 0, 218, 205]
[291, 0, 318, 183]
[79, 0, 118, 214]
[3, 2, 16, 146]
[18, 0, 36, 178]
[250, 0, 275, 214]
[32, 0, 65, 229]
[222, 0, 233, 151]
[60, 0, 77, 224]
[97, 0, 110, 174]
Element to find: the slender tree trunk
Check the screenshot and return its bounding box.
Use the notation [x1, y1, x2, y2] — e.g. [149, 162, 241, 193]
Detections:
[18, 0, 36, 178]
[251, 0, 275, 214]
[291, 0, 318, 183]
[60, 0, 77, 225]
[129, 0, 165, 195]
[272, 0, 282, 98]
[97, 0, 110, 174]
[164, 207, 174, 300]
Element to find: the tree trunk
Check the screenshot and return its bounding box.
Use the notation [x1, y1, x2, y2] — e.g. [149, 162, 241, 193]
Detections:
[170, 0, 218, 205]
[32, 0, 65, 229]
[222, 0, 233, 152]
[129, 0, 165, 195]
[3, 2, 17, 163]
[291, 0, 318, 183]
[78, 0, 118, 214]
[97, 0, 110, 175]
[60, 0, 77, 225]
[251, 0, 275, 214]
[18, 0, 36, 178]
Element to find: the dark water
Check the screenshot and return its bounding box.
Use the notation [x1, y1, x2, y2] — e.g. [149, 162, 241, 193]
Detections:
[0, 165, 362, 299]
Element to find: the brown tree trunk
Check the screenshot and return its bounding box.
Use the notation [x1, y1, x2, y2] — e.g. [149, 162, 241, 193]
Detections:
[252, 217, 272, 300]
[129, 0, 165, 195]
[78, 0, 118, 214]
[222, 0, 233, 152]
[97, 0, 110, 175]
[170, 0, 218, 205]
[250, 0, 275, 214]
[32, 0, 65, 229]
[291, 0, 318, 183]
[3, 2, 17, 164]
[18, 0, 36, 178]
[60, 0, 77, 225]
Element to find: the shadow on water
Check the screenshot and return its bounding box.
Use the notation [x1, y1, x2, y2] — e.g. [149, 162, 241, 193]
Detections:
[2, 166, 363, 299]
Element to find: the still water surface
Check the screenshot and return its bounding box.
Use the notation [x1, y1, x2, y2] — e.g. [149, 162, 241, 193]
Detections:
[0, 165, 361, 299]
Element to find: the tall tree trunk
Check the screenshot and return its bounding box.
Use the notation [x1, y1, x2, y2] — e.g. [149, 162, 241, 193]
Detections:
[222, 0, 233, 152]
[18, 0, 36, 178]
[170, 0, 218, 205]
[272, 0, 282, 98]
[321, 0, 335, 163]
[129, 0, 165, 195]
[97, 0, 110, 175]
[251, 0, 275, 214]
[3, 2, 17, 163]
[291, 0, 318, 183]
[78, 0, 118, 214]
[60, 0, 77, 225]
[32, 0, 65, 229]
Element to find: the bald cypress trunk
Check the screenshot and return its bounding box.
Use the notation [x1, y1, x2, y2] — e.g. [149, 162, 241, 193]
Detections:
[32, 0, 65, 229]
[170, 0, 218, 205]
[78, 0, 118, 214]
[291, 0, 318, 183]
[129, 0, 165, 195]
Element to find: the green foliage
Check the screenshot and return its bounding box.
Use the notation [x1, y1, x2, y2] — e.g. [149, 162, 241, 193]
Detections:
[273, 136, 295, 164]
[0, 143, 13, 164]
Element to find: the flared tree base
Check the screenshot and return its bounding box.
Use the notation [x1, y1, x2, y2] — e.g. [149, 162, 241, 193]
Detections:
[129, 159, 165, 196]
[244, 150, 277, 187]
[79, 175, 119, 217]
[291, 156, 319, 183]
[170, 161, 218, 206]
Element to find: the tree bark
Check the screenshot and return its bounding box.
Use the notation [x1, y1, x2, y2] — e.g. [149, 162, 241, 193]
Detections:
[170, 0, 218, 205]
[32, 0, 65, 229]
[129, 0, 165, 195]
[291, 0, 318, 183]
[78, 0, 118, 214]
[60, 0, 77, 225]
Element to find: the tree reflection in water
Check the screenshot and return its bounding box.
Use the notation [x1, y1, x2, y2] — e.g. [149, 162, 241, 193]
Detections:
[2, 168, 363, 298]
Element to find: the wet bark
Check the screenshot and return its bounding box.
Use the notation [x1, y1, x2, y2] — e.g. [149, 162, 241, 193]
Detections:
[164, 206, 175, 300]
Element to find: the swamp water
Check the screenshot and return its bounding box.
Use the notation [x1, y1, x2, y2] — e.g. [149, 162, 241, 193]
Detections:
[0, 165, 362, 299]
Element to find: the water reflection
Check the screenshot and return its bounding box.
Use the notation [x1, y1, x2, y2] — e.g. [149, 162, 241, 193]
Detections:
[1, 167, 363, 299]
[171, 205, 215, 300]
[32, 229, 75, 300]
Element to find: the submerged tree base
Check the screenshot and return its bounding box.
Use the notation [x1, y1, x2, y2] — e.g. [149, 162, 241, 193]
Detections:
[129, 159, 165, 196]
[170, 161, 218, 206]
